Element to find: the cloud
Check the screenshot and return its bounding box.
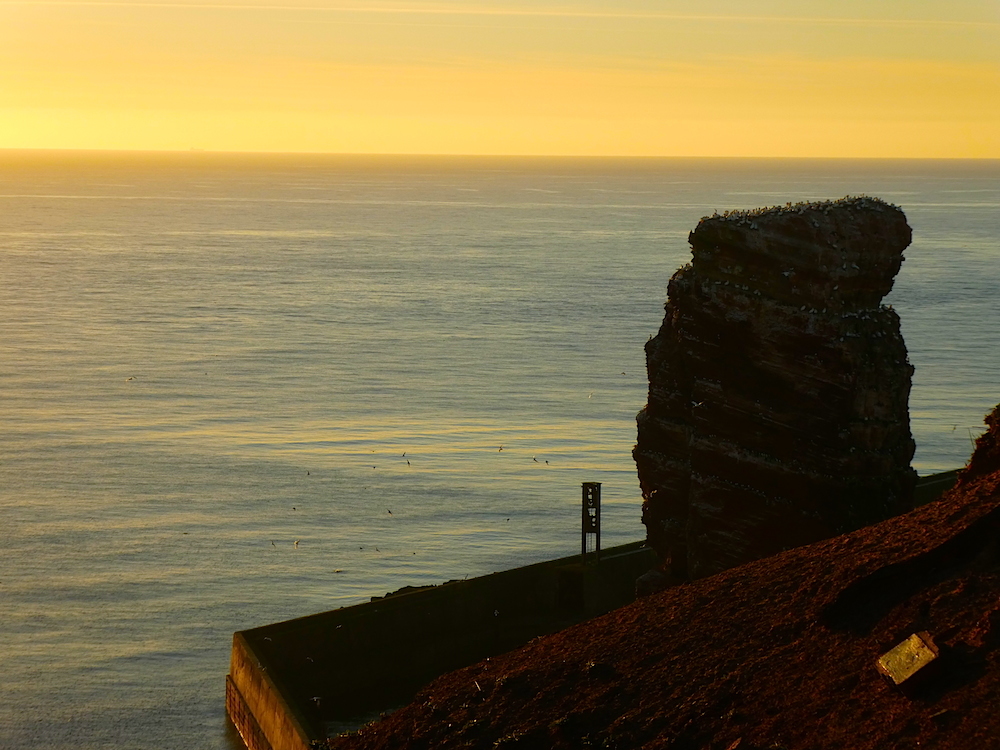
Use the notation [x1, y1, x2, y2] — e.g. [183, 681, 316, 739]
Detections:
[1, 0, 996, 29]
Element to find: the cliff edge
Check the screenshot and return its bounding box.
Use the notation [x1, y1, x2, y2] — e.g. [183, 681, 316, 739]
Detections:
[328, 404, 1000, 750]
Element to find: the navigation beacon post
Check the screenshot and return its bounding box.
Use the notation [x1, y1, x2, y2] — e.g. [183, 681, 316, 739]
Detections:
[581, 482, 601, 565]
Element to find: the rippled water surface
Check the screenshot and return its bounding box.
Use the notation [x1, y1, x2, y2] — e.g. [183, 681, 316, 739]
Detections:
[1, 154, 998, 749]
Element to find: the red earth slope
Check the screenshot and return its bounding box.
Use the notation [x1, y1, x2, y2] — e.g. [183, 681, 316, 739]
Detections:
[329, 405, 1000, 750]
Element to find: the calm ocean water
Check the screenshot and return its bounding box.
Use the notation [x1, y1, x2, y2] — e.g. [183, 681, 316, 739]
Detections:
[1, 153, 998, 749]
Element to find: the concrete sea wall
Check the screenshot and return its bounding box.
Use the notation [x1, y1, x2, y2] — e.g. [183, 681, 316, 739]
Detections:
[227, 469, 958, 750]
[228, 540, 658, 749]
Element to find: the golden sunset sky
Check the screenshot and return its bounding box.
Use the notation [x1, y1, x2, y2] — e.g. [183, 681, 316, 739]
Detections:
[1, 0, 998, 156]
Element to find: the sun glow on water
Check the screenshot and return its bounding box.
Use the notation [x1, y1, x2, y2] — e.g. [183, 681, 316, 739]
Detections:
[1, 155, 998, 748]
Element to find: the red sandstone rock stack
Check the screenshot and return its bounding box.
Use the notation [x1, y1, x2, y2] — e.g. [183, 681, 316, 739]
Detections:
[634, 197, 917, 580]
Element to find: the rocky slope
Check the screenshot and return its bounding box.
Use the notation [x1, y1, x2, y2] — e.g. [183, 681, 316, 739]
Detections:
[634, 197, 917, 580]
[328, 404, 1000, 750]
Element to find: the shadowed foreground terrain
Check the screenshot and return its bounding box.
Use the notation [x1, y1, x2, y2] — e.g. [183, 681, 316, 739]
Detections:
[328, 404, 1000, 750]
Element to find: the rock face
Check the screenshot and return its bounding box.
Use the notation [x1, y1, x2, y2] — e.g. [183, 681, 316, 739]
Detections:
[634, 196, 917, 580]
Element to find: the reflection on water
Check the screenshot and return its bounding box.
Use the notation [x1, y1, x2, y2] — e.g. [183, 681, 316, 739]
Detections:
[1, 154, 998, 748]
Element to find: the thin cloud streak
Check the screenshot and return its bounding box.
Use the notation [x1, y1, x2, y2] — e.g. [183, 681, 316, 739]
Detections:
[1, 1, 996, 28]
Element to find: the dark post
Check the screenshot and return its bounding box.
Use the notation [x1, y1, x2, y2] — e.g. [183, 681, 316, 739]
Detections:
[582, 482, 601, 564]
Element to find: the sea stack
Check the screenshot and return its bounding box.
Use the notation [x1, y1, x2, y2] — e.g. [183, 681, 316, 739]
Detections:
[634, 196, 917, 581]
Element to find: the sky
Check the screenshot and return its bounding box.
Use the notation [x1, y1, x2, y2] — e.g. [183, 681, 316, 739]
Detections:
[0, 0, 998, 156]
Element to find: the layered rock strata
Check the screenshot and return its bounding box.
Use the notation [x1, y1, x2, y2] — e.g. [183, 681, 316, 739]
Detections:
[634, 196, 917, 580]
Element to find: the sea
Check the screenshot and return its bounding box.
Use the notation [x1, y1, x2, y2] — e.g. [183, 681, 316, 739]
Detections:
[1, 152, 998, 749]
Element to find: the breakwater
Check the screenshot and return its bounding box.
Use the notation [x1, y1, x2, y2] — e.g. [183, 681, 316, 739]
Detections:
[227, 540, 657, 750]
[227, 469, 957, 750]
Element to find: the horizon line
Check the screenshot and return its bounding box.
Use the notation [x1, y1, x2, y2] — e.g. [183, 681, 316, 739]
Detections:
[2, 148, 999, 161]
